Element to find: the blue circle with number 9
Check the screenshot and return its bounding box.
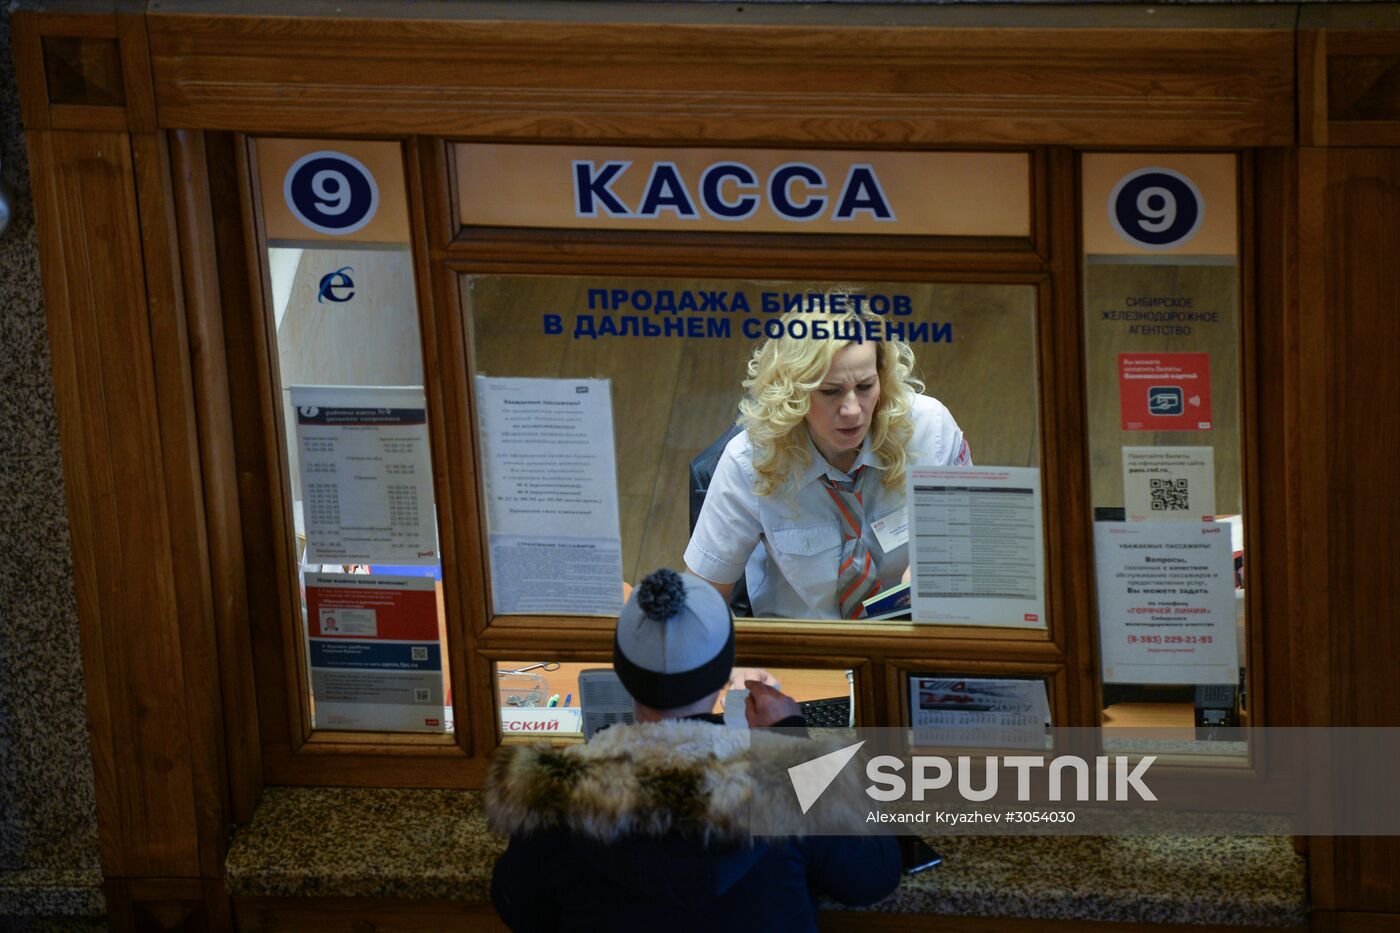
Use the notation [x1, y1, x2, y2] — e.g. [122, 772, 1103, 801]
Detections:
[283, 151, 380, 236]
[1108, 168, 1203, 250]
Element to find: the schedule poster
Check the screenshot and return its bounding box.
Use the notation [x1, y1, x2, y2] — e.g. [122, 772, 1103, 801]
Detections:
[907, 466, 1046, 628]
[1094, 521, 1239, 684]
[909, 676, 1051, 749]
[304, 572, 445, 732]
[475, 376, 625, 616]
[292, 385, 438, 565]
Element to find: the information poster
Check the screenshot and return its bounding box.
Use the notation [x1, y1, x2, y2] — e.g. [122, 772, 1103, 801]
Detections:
[1094, 522, 1240, 684]
[1118, 353, 1214, 431]
[475, 376, 625, 616]
[291, 385, 438, 565]
[304, 572, 445, 732]
[1122, 447, 1216, 522]
[907, 466, 1045, 628]
[909, 676, 1051, 749]
[1080, 152, 1240, 516]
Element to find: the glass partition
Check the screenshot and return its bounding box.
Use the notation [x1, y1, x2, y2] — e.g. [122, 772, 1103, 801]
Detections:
[1081, 154, 1247, 749]
[495, 660, 856, 739]
[254, 138, 450, 734]
[465, 274, 1043, 628]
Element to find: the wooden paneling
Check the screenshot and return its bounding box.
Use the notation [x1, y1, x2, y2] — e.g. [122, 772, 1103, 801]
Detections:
[26, 129, 202, 876]
[145, 6, 1293, 146]
[170, 128, 264, 826]
[1312, 148, 1400, 913]
[1042, 148, 1098, 725]
[1312, 913, 1400, 933]
[205, 129, 309, 778]
[129, 128, 231, 879]
[1299, 9, 1400, 147]
[10, 1, 158, 132]
[105, 877, 232, 933]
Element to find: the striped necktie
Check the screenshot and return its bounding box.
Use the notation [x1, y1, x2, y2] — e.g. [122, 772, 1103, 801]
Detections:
[820, 465, 881, 619]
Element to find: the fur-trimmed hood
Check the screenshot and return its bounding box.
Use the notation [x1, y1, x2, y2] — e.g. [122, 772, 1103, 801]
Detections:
[485, 719, 820, 845]
[485, 720, 840, 910]
[486, 720, 902, 924]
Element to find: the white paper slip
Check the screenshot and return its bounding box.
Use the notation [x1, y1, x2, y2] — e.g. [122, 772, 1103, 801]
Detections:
[723, 689, 750, 730]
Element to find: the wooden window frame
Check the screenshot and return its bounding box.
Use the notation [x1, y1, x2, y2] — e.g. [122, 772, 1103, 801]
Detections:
[221, 132, 1279, 795]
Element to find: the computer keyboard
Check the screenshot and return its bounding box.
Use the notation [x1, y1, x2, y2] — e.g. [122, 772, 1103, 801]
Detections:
[800, 695, 852, 728]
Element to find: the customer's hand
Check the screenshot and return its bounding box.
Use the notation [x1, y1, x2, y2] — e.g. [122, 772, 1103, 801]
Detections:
[728, 667, 780, 692]
[745, 680, 801, 728]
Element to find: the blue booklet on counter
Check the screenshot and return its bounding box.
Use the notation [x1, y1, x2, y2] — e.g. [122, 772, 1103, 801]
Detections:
[862, 582, 912, 620]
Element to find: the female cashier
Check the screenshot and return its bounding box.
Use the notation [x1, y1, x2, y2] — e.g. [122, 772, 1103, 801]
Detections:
[684, 328, 971, 620]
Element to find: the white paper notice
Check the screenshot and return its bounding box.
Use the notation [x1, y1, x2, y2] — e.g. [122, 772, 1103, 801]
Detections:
[909, 676, 1051, 749]
[907, 466, 1046, 627]
[475, 377, 625, 616]
[1123, 446, 1216, 522]
[292, 386, 438, 565]
[1095, 521, 1240, 684]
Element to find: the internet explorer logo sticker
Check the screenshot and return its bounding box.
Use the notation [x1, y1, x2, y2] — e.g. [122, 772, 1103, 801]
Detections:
[317, 266, 355, 303]
[788, 741, 864, 814]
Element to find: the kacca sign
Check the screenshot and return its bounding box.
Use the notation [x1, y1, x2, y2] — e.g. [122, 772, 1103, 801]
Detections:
[456, 145, 1031, 237]
[573, 160, 892, 222]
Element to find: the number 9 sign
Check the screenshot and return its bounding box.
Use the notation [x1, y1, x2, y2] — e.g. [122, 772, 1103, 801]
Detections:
[283, 150, 380, 236]
[1108, 167, 1203, 251]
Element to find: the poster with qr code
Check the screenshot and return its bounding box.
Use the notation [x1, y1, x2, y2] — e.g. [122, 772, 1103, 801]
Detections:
[304, 571, 446, 732]
[1122, 447, 1215, 522]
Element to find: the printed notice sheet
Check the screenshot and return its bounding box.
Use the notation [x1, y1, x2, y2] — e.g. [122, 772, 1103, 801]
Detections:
[304, 572, 446, 732]
[907, 466, 1046, 627]
[291, 386, 438, 565]
[1095, 521, 1240, 684]
[475, 377, 625, 616]
[1123, 447, 1216, 522]
[910, 676, 1051, 749]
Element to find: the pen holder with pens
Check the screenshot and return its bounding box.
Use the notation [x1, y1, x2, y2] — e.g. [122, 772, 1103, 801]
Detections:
[498, 662, 557, 709]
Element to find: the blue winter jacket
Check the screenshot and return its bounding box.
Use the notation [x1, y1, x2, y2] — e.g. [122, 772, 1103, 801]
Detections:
[485, 718, 900, 932]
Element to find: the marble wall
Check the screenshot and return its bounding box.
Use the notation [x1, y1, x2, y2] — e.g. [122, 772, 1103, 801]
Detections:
[0, 7, 104, 922]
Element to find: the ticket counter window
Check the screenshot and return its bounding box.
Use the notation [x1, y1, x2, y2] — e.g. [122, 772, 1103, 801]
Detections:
[466, 275, 1044, 629]
[495, 661, 858, 740]
[1080, 154, 1248, 748]
[254, 139, 451, 734]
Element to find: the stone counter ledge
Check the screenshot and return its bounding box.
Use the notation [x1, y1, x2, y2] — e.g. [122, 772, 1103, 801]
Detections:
[225, 787, 1306, 928]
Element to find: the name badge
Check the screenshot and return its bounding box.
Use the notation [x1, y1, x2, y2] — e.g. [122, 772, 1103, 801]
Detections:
[871, 508, 909, 553]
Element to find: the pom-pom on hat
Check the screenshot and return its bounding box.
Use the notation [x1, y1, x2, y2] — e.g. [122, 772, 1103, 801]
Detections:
[613, 569, 735, 711]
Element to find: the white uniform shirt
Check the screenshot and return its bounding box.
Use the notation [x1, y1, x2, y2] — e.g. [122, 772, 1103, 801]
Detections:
[684, 395, 970, 619]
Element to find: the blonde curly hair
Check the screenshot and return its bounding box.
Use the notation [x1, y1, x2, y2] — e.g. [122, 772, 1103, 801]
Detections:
[738, 329, 924, 498]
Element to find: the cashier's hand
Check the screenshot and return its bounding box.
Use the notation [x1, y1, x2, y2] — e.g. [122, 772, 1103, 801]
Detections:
[745, 680, 801, 728]
[902, 565, 912, 585]
[728, 667, 780, 692]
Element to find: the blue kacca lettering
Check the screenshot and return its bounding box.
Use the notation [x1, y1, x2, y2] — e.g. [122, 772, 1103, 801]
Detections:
[570, 159, 894, 224]
[573, 160, 633, 217]
[637, 163, 699, 218]
[700, 162, 759, 220]
[317, 266, 355, 303]
[832, 165, 895, 222]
